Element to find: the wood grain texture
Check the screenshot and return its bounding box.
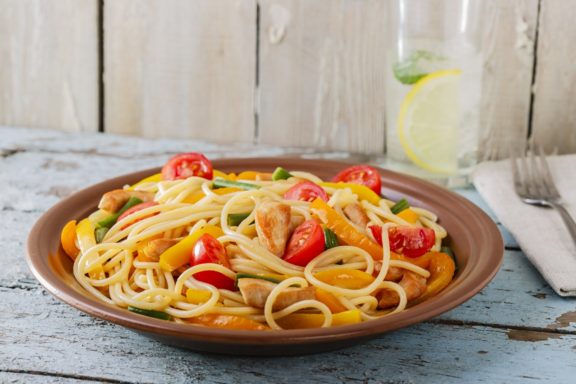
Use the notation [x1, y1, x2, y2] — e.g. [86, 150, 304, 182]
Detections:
[0, 372, 103, 384]
[104, 0, 256, 142]
[1, 287, 575, 384]
[0, 0, 98, 132]
[479, 0, 538, 159]
[2, 126, 576, 383]
[531, 0, 576, 154]
[258, 0, 387, 154]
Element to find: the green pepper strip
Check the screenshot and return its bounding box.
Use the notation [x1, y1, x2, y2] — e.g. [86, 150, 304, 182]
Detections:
[213, 178, 260, 191]
[272, 167, 293, 181]
[128, 306, 171, 320]
[390, 198, 410, 214]
[235, 273, 281, 287]
[227, 212, 252, 226]
[94, 227, 109, 243]
[323, 227, 339, 249]
[97, 196, 143, 229]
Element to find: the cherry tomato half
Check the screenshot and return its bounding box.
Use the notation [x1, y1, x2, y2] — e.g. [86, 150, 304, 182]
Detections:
[117, 202, 158, 229]
[331, 165, 382, 195]
[161, 152, 213, 181]
[191, 233, 235, 290]
[284, 181, 329, 203]
[369, 225, 435, 258]
[283, 220, 325, 266]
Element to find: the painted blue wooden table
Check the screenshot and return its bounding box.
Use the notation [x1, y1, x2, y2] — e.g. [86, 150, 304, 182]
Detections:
[1, 127, 575, 384]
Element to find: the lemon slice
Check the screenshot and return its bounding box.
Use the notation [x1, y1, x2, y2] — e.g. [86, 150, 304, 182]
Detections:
[397, 69, 461, 174]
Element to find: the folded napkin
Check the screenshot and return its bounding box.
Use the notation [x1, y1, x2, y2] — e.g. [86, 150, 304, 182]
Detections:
[473, 154, 576, 296]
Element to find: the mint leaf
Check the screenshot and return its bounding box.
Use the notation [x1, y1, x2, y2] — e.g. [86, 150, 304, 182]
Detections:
[393, 50, 445, 85]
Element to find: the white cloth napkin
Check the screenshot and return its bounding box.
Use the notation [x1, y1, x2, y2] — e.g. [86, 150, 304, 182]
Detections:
[473, 154, 576, 296]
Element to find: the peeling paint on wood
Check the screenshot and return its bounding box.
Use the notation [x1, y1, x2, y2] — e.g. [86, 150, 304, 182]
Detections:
[507, 329, 561, 342]
[548, 311, 576, 331]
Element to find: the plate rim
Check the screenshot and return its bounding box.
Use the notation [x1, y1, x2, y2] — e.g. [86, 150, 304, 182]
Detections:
[26, 157, 504, 346]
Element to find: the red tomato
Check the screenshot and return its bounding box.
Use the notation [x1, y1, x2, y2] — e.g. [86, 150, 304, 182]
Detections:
[117, 202, 158, 229]
[191, 234, 235, 290]
[161, 152, 213, 180]
[283, 181, 328, 202]
[331, 165, 382, 194]
[369, 225, 435, 258]
[368, 225, 383, 245]
[283, 220, 325, 266]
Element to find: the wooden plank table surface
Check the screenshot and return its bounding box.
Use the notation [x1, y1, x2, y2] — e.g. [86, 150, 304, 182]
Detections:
[1, 126, 575, 384]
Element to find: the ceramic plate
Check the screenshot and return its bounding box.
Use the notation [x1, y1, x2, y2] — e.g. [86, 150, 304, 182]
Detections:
[27, 158, 503, 355]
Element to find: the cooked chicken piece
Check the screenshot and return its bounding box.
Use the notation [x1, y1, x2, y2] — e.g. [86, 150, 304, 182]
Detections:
[139, 238, 178, 262]
[255, 201, 291, 256]
[378, 271, 427, 309]
[98, 189, 155, 213]
[237, 278, 315, 311]
[343, 203, 369, 229]
[385, 266, 404, 282]
[374, 263, 404, 282]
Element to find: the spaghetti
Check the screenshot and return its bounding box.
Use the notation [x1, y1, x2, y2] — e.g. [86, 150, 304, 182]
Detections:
[60, 153, 456, 330]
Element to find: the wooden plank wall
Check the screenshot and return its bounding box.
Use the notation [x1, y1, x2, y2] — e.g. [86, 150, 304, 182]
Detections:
[0, 0, 98, 133]
[0, 0, 575, 155]
[479, 0, 538, 159]
[258, 0, 387, 153]
[531, 0, 576, 154]
[104, 0, 256, 143]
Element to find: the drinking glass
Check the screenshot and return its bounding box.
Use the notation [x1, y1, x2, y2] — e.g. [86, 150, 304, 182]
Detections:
[383, 0, 485, 187]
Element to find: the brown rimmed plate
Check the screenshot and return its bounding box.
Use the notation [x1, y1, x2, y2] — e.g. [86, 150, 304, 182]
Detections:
[26, 158, 503, 355]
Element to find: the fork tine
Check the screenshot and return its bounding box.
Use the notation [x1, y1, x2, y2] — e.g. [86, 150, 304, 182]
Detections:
[527, 145, 541, 197]
[511, 147, 530, 197]
[527, 151, 539, 197]
[511, 152, 520, 186]
[536, 145, 560, 198]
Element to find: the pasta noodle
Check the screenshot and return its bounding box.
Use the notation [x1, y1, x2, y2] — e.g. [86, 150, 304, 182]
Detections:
[61, 154, 455, 330]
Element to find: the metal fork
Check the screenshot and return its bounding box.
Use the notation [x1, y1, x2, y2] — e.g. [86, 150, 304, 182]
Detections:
[511, 146, 576, 246]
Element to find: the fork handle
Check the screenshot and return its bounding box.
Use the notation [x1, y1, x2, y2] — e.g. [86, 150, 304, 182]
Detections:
[550, 202, 576, 247]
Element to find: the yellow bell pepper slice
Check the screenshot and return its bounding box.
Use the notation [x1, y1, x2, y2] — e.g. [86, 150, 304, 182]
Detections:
[158, 225, 224, 272]
[76, 218, 96, 254]
[213, 187, 242, 195]
[213, 170, 237, 180]
[314, 269, 375, 289]
[394, 252, 432, 269]
[186, 314, 269, 330]
[128, 173, 162, 190]
[182, 191, 205, 204]
[242, 225, 257, 238]
[319, 182, 381, 206]
[412, 252, 456, 305]
[396, 208, 419, 223]
[61, 220, 80, 260]
[311, 198, 383, 260]
[88, 264, 106, 280]
[315, 288, 348, 313]
[236, 171, 272, 181]
[185, 288, 213, 304]
[276, 309, 362, 329]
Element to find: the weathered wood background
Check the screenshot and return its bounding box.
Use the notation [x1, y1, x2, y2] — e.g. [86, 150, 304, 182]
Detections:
[0, 0, 574, 156]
